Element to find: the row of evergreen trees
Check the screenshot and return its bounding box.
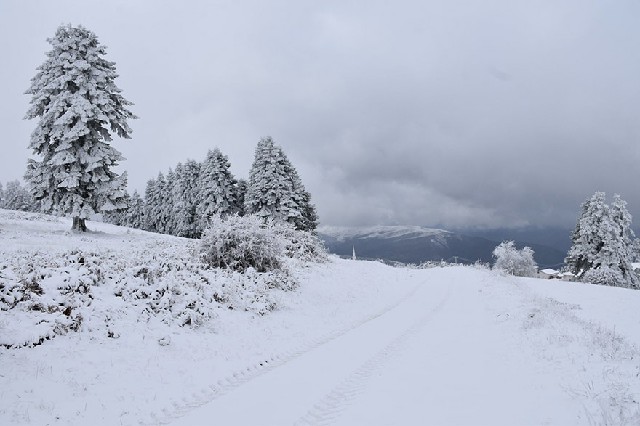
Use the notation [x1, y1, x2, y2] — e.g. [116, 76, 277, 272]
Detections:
[104, 137, 318, 238]
[0, 180, 40, 212]
[566, 192, 639, 289]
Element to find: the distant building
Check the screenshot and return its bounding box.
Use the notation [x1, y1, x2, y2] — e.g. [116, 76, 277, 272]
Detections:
[538, 268, 560, 279]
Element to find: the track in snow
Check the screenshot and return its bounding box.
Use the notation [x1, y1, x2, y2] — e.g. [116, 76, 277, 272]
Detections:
[293, 285, 451, 425]
[142, 278, 427, 425]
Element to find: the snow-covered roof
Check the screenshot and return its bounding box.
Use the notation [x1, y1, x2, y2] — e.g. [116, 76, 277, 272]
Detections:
[540, 269, 560, 275]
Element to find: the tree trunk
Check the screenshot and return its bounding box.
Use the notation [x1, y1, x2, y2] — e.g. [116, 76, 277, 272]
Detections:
[72, 216, 88, 232]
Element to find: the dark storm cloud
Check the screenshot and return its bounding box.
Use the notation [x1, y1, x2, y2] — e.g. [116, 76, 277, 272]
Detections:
[2, 0, 640, 228]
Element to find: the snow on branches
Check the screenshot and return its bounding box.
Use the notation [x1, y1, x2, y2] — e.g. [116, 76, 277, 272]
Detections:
[492, 241, 537, 277]
[566, 192, 639, 289]
[24, 25, 136, 231]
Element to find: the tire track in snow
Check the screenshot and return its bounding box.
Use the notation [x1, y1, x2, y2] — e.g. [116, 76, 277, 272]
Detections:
[141, 279, 425, 426]
[293, 283, 452, 426]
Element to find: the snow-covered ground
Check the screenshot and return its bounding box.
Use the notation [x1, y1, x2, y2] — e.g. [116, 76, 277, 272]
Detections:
[2, 209, 640, 425]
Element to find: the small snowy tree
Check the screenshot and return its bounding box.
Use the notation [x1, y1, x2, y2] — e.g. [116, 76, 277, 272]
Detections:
[492, 241, 537, 277]
[24, 25, 136, 232]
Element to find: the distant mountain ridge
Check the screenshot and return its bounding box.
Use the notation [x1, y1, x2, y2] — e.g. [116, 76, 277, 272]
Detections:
[318, 225, 566, 268]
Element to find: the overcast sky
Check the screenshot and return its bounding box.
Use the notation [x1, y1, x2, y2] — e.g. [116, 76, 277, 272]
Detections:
[2, 0, 640, 229]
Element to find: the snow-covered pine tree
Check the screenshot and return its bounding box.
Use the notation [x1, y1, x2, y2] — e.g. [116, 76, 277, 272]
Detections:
[172, 160, 201, 238]
[245, 137, 318, 231]
[566, 192, 638, 288]
[24, 25, 136, 232]
[144, 172, 171, 234]
[281, 152, 318, 232]
[143, 177, 158, 232]
[196, 149, 240, 230]
[0, 182, 4, 208]
[164, 167, 177, 235]
[236, 179, 248, 216]
[566, 192, 609, 277]
[126, 190, 145, 229]
[608, 194, 638, 288]
[245, 137, 293, 223]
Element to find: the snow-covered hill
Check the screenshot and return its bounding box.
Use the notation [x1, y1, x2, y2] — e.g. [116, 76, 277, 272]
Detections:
[319, 225, 451, 241]
[1, 210, 640, 425]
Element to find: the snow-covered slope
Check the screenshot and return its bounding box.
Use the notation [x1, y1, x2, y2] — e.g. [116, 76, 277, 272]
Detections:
[2, 210, 640, 425]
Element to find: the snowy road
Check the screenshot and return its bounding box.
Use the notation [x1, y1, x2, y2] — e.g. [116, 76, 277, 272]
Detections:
[169, 268, 590, 426]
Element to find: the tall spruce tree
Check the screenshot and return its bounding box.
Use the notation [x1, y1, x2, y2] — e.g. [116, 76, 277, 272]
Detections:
[236, 179, 248, 216]
[143, 177, 158, 232]
[245, 137, 318, 231]
[126, 190, 145, 229]
[24, 25, 136, 231]
[197, 149, 241, 230]
[172, 160, 201, 238]
[144, 172, 171, 234]
[608, 195, 639, 288]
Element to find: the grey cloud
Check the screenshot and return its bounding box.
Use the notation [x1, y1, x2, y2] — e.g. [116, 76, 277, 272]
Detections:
[2, 0, 640, 229]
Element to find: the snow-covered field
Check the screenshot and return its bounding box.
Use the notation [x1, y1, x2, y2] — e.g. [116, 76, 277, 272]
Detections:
[2, 209, 640, 425]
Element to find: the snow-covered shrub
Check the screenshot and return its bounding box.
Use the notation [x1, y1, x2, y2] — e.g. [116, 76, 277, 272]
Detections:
[272, 222, 328, 263]
[582, 265, 625, 287]
[492, 241, 537, 277]
[0, 250, 103, 347]
[199, 214, 285, 273]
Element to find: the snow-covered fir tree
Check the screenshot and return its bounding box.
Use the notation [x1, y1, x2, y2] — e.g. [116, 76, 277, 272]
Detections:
[566, 192, 638, 288]
[245, 137, 318, 231]
[24, 25, 136, 232]
[196, 149, 241, 230]
[566, 192, 609, 277]
[126, 190, 145, 229]
[281, 153, 318, 232]
[164, 168, 178, 235]
[236, 179, 248, 216]
[605, 194, 638, 288]
[171, 160, 201, 238]
[144, 172, 171, 234]
[143, 178, 157, 232]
